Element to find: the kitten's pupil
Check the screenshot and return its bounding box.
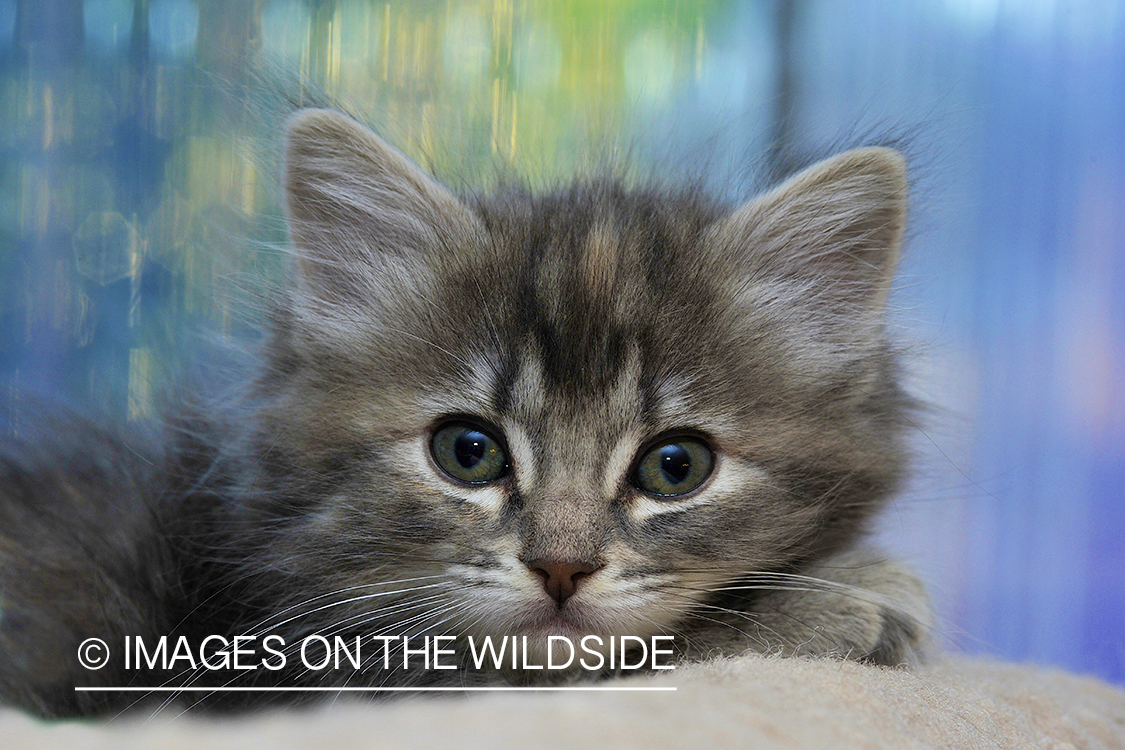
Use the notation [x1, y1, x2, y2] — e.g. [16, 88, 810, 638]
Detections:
[454, 430, 487, 469]
[660, 444, 692, 484]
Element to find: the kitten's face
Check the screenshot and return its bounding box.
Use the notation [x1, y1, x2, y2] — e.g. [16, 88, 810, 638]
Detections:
[256, 110, 909, 647]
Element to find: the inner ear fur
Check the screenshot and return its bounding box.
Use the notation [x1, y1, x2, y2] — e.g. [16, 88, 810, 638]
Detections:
[283, 108, 484, 291]
[709, 147, 908, 312]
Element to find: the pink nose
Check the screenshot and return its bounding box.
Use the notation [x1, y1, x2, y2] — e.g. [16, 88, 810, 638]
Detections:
[526, 559, 602, 605]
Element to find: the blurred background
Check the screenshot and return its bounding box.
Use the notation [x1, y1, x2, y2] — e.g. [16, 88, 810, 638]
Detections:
[0, 0, 1121, 686]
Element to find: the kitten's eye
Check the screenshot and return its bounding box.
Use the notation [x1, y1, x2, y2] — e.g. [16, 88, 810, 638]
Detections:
[633, 437, 714, 497]
[431, 422, 509, 484]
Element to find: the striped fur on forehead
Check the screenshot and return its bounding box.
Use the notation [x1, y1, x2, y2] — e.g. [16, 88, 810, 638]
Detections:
[475, 180, 724, 401]
[581, 213, 623, 301]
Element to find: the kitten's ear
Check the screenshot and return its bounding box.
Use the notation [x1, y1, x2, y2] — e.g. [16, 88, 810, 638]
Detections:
[710, 147, 907, 312]
[283, 109, 483, 295]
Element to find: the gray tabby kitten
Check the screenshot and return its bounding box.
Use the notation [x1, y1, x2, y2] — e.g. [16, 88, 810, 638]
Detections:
[0, 109, 930, 717]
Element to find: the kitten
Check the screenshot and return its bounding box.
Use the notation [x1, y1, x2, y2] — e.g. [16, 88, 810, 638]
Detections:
[0, 109, 931, 718]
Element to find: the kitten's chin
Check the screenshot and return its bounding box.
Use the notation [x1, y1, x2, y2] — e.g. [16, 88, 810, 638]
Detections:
[511, 613, 616, 670]
[517, 600, 632, 644]
[464, 594, 656, 648]
[522, 612, 592, 640]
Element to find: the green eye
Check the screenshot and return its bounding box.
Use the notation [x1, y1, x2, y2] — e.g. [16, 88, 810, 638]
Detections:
[431, 422, 509, 484]
[633, 437, 714, 497]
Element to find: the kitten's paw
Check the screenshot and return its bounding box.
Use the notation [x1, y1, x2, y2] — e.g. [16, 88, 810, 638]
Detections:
[746, 549, 933, 667]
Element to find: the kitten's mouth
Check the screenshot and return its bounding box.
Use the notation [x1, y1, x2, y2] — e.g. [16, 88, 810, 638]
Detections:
[527, 613, 586, 637]
[519, 601, 607, 640]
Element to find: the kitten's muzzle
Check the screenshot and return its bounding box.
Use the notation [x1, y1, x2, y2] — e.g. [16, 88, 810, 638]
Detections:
[526, 559, 603, 606]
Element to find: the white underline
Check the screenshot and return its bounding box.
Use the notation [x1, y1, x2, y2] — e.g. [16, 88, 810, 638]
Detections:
[74, 686, 677, 693]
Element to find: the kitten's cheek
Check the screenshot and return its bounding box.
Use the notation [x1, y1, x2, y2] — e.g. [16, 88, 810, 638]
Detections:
[444, 484, 510, 514]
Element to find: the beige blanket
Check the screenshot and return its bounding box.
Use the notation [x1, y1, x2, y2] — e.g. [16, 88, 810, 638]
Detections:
[4, 655, 1124, 749]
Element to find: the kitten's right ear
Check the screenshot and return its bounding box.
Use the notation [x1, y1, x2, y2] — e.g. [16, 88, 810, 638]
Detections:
[283, 109, 483, 296]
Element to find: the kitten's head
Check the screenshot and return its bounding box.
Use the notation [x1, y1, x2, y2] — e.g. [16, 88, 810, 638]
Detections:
[252, 109, 909, 647]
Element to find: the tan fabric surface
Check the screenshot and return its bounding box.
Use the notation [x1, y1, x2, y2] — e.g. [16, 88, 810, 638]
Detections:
[3, 655, 1123, 749]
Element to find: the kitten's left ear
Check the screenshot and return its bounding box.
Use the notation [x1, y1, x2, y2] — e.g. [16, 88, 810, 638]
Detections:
[709, 147, 908, 312]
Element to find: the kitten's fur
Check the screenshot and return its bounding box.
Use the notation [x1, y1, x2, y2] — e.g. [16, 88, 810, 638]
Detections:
[0, 110, 931, 718]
